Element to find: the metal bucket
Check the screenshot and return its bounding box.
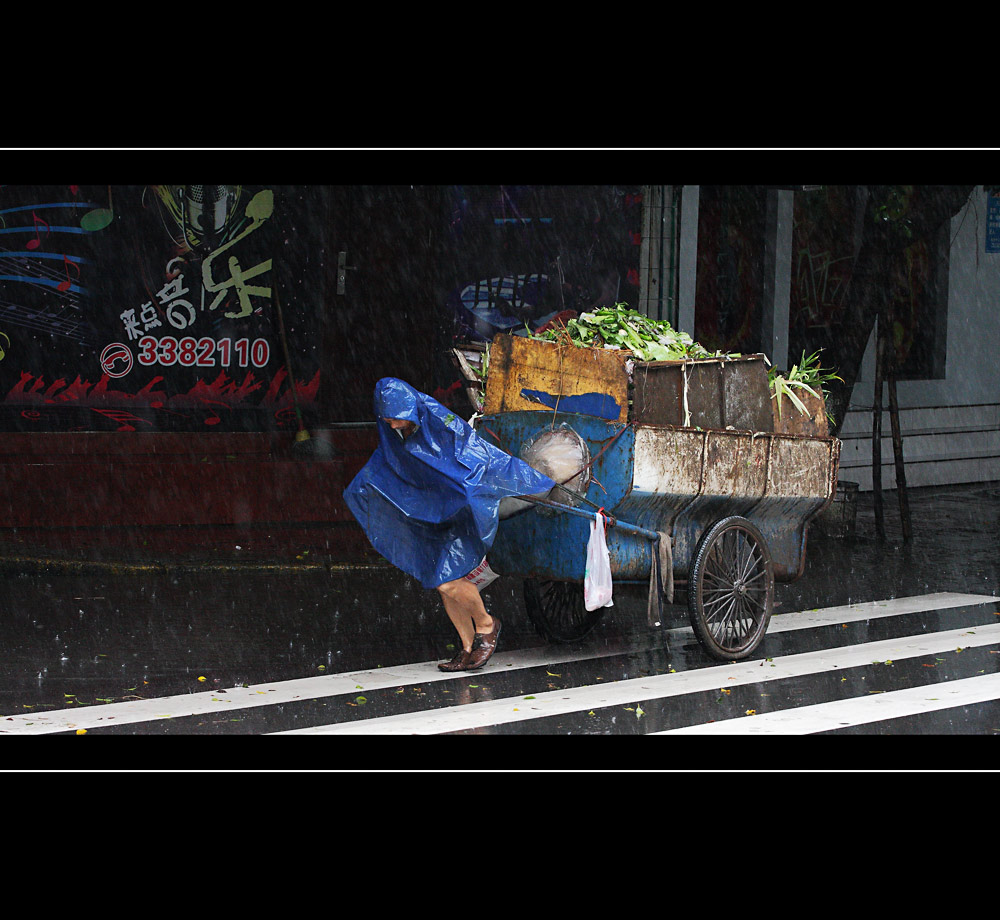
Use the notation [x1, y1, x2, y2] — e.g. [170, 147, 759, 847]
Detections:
[815, 480, 859, 539]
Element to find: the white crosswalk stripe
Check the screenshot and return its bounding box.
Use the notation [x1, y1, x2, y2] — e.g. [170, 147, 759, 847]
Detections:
[2, 592, 998, 735]
[656, 673, 1000, 734]
[273, 621, 1000, 734]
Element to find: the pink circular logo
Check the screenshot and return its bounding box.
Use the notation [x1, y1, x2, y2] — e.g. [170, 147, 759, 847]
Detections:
[100, 343, 133, 378]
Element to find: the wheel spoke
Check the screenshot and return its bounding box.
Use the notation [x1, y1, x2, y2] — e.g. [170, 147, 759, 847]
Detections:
[743, 587, 767, 610]
[705, 599, 734, 632]
[739, 549, 760, 584]
[735, 597, 759, 636]
[724, 538, 741, 581]
[736, 536, 758, 583]
[703, 567, 733, 588]
[702, 581, 735, 603]
[705, 548, 728, 580]
[710, 595, 738, 640]
[730, 602, 746, 644]
[730, 532, 747, 579]
[704, 590, 734, 611]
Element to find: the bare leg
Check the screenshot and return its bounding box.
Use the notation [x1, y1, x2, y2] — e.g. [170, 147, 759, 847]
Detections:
[437, 578, 493, 651]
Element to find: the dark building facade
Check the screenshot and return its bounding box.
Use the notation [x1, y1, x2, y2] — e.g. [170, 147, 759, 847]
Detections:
[0, 184, 642, 565]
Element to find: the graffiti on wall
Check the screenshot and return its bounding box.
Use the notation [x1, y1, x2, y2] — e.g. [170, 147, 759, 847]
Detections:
[0, 185, 321, 431]
[0, 185, 95, 346]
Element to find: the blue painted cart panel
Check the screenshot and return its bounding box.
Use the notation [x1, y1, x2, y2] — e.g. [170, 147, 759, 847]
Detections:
[479, 412, 637, 582]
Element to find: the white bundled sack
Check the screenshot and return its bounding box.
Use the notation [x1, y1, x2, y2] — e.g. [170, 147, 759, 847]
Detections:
[499, 424, 592, 519]
[464, 557, 499, 591]
[584, 511, 614, 611]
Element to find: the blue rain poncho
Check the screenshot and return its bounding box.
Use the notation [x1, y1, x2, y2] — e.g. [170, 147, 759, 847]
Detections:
[344, 377, 556, 588]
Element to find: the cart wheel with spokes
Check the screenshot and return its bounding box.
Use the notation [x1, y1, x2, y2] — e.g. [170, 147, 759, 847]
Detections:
[687, 515, 774, 661]
[523, 579, 606, 642]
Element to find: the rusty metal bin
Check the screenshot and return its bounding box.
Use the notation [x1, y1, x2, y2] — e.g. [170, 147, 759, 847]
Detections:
[631, 354, 773, 431]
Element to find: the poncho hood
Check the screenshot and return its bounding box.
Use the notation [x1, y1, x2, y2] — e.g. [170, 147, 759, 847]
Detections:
[344, 377, 555, 587]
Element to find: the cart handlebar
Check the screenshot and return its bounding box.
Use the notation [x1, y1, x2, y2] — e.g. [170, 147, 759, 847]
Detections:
[518, 494, 661, 543]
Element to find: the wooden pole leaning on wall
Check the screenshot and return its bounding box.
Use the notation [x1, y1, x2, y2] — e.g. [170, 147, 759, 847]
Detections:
[872, 310, 913, 543]
[886, 331, 912, 542]
[872, 313, 885, 541]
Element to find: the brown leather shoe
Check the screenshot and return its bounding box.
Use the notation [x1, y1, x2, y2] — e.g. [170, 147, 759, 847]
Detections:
[465, 615, 501, 670]
[438, 648, 472, 672]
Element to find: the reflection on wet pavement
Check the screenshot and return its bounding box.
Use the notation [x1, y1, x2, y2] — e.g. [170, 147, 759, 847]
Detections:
[1, 481, 998, 739]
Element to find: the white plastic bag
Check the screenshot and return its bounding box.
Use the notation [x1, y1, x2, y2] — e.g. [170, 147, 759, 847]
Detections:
[464, 557, 499, 592]
[583, 512, 614, 611]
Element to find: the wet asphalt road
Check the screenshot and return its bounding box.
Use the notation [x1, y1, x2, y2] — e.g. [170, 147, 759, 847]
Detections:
[1, 481, 999, 752]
